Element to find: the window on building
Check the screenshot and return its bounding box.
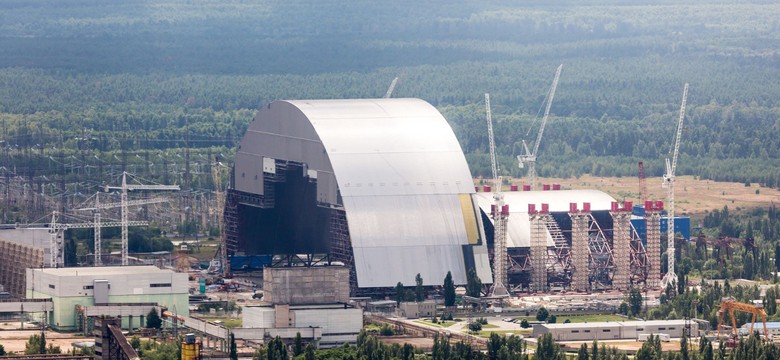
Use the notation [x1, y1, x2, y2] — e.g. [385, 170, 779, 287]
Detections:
[150, 283, 172, 288]
[637, 328, 644, 331]
[584, 330, 591, 333]
[602, 329, 611, 332]
[659, 327, 666, 330]
[83, 285, 94, 290]
[572, 330, 579, 333]
[48, 284, 55, 289]
[669, 327, 676, 330]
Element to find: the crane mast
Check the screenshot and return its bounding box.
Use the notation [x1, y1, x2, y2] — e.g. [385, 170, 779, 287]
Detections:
[485, 93, 509, 297]
[517, 64, 563, 190]
[77, 193, 168, 266]
[105, 172, 179, 265]
[661, 83, 688, 290]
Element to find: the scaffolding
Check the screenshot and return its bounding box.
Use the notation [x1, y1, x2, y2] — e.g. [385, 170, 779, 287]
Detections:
[528, 204, 548, 292]
[610, 202, 632, 291]
[569, 204, 590, 292]
[645, 200, 663, 288]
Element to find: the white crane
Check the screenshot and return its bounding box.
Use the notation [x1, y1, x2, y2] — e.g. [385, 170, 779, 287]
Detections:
[76, 192, 168, 266]
[47, 210, 149, 268]
[485, 93, 509, 297]
[384, 77, 400, 98]
[661, 83, 689, 290]
[209, 160, 228, 275]
[105, 172, 179, 265]
[517, 64, 563, 190]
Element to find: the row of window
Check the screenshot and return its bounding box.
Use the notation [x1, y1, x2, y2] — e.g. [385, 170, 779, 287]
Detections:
[569, 327, 677, 334]
[52, 283, 171, 290]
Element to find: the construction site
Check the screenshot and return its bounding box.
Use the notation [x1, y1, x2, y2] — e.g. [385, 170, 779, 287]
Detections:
[1, 71, 772, 358]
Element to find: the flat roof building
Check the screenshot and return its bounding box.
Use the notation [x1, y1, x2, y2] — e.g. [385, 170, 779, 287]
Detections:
[26, 266, 188, 330]
[532, 320, 697, 341]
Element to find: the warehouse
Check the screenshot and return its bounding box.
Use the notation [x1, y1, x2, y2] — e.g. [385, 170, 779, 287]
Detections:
[26, 266, 188, 330]
[532, 320, 697, 341]
[227, 98, 492, 295]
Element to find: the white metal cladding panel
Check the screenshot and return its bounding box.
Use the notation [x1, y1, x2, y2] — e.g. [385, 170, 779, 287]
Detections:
[473, 190, 617, 248]
[344, 194, 473, 287]
[242, 307, 275, 329]
[293, 308, 363, 335]
[290, 98, 475, 197]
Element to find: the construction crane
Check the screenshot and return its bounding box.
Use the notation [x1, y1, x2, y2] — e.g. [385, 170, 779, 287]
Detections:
[661, 83, 688, 290]
[638, 161, 648, 204]
[105, 172, 179, 266]
[209, 159, 228, 276]
[717, 297, 768, 341]
[485, 93, 509, 297]
[76, 192, 168, 266]
[47, 211, 148, 268]
[384, 77, 400, 98]
[517, 64, 563, 190]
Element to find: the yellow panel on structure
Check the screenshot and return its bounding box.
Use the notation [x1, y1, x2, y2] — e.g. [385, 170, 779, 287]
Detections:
[459, 194, 480, 245]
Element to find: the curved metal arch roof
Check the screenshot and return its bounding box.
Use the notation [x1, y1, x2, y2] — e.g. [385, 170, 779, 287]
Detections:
[473, 189, 617, 248]
[234, 98, 491, 288]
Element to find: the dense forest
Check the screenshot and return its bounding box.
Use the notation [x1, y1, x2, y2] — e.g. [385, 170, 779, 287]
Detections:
[0, 0, 779, 226]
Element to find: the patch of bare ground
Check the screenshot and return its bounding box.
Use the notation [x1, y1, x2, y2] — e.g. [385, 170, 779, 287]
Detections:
[491, 175, 780, 216]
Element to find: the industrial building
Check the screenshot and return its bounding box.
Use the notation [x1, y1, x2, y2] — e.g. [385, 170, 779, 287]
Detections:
[26, 266, 188, 330]
[226, 98, 492, 295]
[532, 320, 698, 341]
[237, 266, 363, 347]
[740, 322, 780, 337]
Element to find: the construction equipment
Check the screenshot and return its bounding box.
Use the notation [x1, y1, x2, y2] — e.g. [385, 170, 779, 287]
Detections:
[638, 161, 647, 204]
[76, 192, 168, 266]
[105, 172, 179, 266]
[384, 77, 400, 98]
[717, 297, 768, 341]
[47, 210, 149, 268]
[661, 83, 688, 289]
[485, 93, 509, 297]
[209, 159, 229, 276]
[517, 64, 563, 190]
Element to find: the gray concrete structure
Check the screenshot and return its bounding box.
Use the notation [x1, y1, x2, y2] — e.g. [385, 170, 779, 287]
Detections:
[263, 266, 350, 305]
[242, 304, 363, 347]
[399, 300, 437, 319]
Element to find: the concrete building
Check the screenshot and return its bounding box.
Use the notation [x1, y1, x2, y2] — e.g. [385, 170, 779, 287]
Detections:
[240, 304, 362, 347]
[26, 266, 188, 330]
[236, 265, 364, 347]
[263, 266, 349, 304]
[227, 98, 492, 295]
[740, 322, 780, 337]
[399, 300, 437, 319]
[532, 320, 697, 341]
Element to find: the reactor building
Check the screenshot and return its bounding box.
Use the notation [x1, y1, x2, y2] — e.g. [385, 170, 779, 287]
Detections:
[225, 98, 493, 295]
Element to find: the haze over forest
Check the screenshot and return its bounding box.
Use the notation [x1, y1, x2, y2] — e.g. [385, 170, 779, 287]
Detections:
[1, 0, 779, 222]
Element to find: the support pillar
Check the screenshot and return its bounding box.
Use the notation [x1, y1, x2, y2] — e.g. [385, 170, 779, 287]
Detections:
[528, 204, 548, 292]
[569, 203, 590, 292]
[610, 201, 632, 291]
[645, 200, 663, 288]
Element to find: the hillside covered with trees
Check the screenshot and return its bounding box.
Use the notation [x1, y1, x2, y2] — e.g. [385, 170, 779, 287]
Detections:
[0, 0, 779, 225]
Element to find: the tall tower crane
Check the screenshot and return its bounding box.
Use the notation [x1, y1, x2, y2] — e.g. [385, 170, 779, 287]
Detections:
[517, 64, 563, 190]
[661, 83, 688, 290]
[105, 172, 179, 266]
[47, 210, 149, 268]
[384, 77, 400, 98]
[485, 93, 509, 297]
[209, 159, 229, 276]
[76, 192, 168, 266]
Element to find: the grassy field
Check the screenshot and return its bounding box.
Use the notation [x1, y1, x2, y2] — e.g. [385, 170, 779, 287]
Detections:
[414, 319, 458, 328]
[476, 329, 531, 338]
[499, 175, 780, 216]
